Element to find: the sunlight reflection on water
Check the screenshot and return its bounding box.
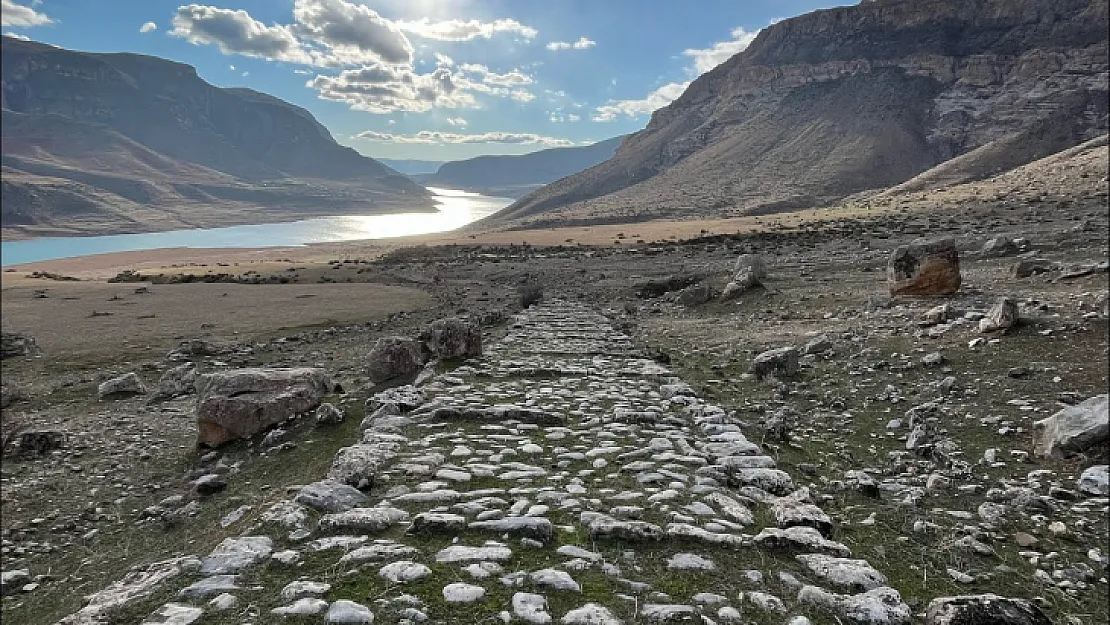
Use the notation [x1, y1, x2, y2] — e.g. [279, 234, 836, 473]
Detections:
[1, 187, 511, 266]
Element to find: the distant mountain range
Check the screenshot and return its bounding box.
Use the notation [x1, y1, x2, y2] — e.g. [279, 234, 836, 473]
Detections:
[1, 36, 429, 238]
[378, 159, 445, 176]
[416, 136, 625, 198]
[487, 0, 1109, 228]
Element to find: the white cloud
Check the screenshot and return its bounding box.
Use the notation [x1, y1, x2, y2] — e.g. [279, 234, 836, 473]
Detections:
[568, 113, 580, 122]
[459, 63, 533, 87]
[396, 17, 536, 41]
[171, 4, 312, 64]
[591, 25, 763, 122]
[682, 27, 758, 75]
[445, 117, 467, 126]
[510, 89, 535, 103]
[1, 0, 52, 27]
[292, 0, 413, 66]
[592, 81, 689, 122]
[3, 30, 29, 39]
[309, 62, 476, 114]
[354, 130, 573, 146]
[139, 21, 157, 33]
[170, 1, 414, 67]
[229, 64, 236, 70]
[546, 36, 595, 51]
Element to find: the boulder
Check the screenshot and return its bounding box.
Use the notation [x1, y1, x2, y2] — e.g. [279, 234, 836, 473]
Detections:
[0, 332, 38, 359]
[1032, 395, 1108, 459]
[636, 275, 702, 299]
[677, 283, 714, 307]
[16, 430, 66, 456]
[925, 594, 1050, 625]
[421, 318, 482, 360]
[1011, 258, 1057, 278]
[721, 255, 767, 301]
[888, 238, 961, 296]
[751, 346, 800, 380]
[98, 373, 146, 399]
[195, 368, 332, 447]
[979, 297, 1018, 333]
[1077, 465, 1109, 496]
[315, 403, 345, 426]
[151, 362, 197, 402]
[734, 254, 768, 281]
[980, 236, 1019, 257]
[366, 337, 426, 384]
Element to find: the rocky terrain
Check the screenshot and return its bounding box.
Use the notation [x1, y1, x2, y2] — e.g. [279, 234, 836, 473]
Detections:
[1, 138, 1106, 624]
[0, 36, 430, 239]
[489, 0, 1108, 229]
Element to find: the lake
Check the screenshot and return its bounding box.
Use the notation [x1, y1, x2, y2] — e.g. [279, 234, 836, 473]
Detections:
[0, 187, 511, 267]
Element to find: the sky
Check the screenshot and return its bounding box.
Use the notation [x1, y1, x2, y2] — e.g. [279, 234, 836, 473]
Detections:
[2, 0, 840, 162]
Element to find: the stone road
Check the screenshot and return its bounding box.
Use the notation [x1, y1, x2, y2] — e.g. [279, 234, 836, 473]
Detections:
[59, 299, 910, 624]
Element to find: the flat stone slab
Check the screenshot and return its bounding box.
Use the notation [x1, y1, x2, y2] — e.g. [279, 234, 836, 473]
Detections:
[201, 536, 273, 575]
[295, 480, 369, 513]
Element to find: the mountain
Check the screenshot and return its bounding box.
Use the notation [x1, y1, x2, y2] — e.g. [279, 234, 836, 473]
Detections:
[421, 136, 625, 198]
[1, 36, 430, 237]
[488, 0, 1108, 228]
[378, 159, 446, 176]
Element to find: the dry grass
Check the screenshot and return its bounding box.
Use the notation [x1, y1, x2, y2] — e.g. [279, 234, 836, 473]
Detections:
[0, 281, 434, 362]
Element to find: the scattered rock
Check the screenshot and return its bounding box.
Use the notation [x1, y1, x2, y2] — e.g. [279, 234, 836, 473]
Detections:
[979, 297, 1019, 333]
[195, 367, 332, 447]
[1032, 394, 1108, 458]
[98, 372, 146, 399]
[981, 236, 1019, 257]
[367, 337, 426, 384]
[925, 594, 1051, 625]
[421, 317, 482, 359]
[888, 238, 961, 296]
[1077, 465, 1109, 496]
[150, 362, 197, 402]
[315, 402, 345, 426]
[0, 332, 38, 359]
[751, 346, 800, 380]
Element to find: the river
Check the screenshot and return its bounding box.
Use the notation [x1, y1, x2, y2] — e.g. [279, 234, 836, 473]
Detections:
[0, 187, 511, 267]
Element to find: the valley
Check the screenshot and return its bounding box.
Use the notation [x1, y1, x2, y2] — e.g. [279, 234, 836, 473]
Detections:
[1, 1, 1107, 624]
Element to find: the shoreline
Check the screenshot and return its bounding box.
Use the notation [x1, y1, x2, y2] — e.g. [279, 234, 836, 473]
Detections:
[0, 207, 877, 280]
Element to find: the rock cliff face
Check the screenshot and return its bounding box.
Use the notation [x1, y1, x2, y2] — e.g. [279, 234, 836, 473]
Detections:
[491, 0, 1108, 227]
[1, 36, 428, 236]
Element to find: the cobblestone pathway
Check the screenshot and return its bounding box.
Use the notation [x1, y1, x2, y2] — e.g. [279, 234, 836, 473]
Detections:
[60, 299, 910, 625]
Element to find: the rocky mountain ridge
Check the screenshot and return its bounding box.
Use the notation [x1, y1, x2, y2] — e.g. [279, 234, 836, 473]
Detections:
[0, 36, 428, 237]
[490, 0, 1109, 227]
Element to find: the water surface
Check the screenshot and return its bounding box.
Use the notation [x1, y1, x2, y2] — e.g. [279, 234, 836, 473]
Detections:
[1, 187, 509, 267]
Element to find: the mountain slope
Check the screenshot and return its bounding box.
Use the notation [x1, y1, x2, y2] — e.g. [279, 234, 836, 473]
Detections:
[422, 136, 625, 197]
[489, 0, 1108, 228]
[1, 36, 430, 237]
[379, 159, 445, 176]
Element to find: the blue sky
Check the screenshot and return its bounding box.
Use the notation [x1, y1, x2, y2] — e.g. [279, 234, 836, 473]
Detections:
[3, 0, 839, 161]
